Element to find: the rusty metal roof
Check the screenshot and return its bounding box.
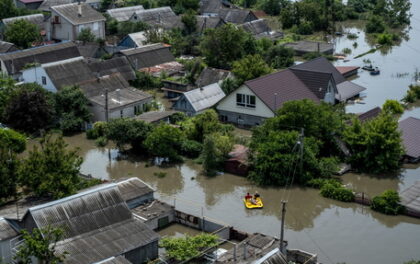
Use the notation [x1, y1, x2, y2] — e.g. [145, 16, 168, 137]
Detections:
[399, 117, 420, 159]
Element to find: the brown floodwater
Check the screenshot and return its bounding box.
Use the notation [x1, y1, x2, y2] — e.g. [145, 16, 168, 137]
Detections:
[24, 133, 418, 264]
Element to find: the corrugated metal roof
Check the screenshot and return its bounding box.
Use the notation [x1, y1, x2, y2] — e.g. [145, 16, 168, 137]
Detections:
[2, 14, 45, 27]
[95, 256, 133, 264]
[119, 43, 175, 70]
[196, 67, 231, 87]
[89, 86, 152, 109]
[336, 80, 366, 101]
[284, 41, 334, 54]
[400, 181, 420, 213]
[0, 40, 18, 53]
[106, 5, 144, 22]
[183, 83, 226, 112]
[134, 110, 178, 123]
[132, 6, 176, 22]
[0, 217, 19, 241]
[196, 16, 225, 33]
[51, 3, 105, 25]
[28, 184, 133, 239]
[241, 19, 271, 35]
[88, 56, 136, 81]
[0, 41, 81, 74]
[38, 0, 73, 11]
[399, 117, 420, 159]
[54, 218, 158, 264]
[219, 9, 256, 24]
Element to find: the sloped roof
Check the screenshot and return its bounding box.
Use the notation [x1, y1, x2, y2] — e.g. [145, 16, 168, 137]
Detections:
[27, 184, 133, 239]
[245, 69, 319, 111]
[0, 41, 81, 74]
[399, 117, 420, 159]
[241, 19, 271, 35]
[78, 73, 130, 98]
[183, 83, 226, 112]
[131, 7, 182, 29]
[335, 66, 360, 75]
[97, 256, 133, 264]
[89, 87, 152, 109]
[196, 16, 225, 33]
[357, 107, 381, 122]
[43, 56, 95, 89]
[291, 57, 345, 84]
[116, 178, 154, 202]
[284, 41, 334, 54]
[0, 41, 18, 53]
[196, 67, 231, 87]
[38, 0, 73, 11]
[76, 41, 103, 58]
[290, 68, 333, 100]
[400, 181, 420, 214]
[2, 14, 45, 27]
[199, 0, 233, 14]
[106, 5, 144, 22]
[336, 81, 366, 101]
[219, 9, 256, 24]
[118, 43, 175, 70]
[88, 57, 136, 81]
[122, 31, 147, 47]
[51, 3, 105, 25]
[134, 110, 178, 123]
[0, 218, 18, 241]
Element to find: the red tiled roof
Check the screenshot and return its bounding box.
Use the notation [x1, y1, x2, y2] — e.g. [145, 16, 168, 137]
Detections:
[335, 66, 360, 75]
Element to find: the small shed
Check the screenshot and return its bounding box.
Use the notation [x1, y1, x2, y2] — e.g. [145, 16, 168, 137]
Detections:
[118, 31, 148, 48]
[0, 41, 18, 53]
[400, 181, 420, 217]
[131, 200, 175, 230]
[335, 66, 360, 78]
[116, 178, 155, 209]
[224, 144, 249, 176]
[284, 41, 334, 55]
[134, 110, 179, 124]
[195, 67, 232, 88]
[336, 81, 366, 102]
[399, 117, 420, 163]
[0, 218, 19, 264]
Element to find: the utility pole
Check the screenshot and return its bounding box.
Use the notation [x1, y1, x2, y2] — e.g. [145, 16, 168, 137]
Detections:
[280, 200, 287, 254]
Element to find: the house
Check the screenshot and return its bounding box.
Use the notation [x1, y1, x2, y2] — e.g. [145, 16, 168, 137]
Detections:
[38, 0, 101, 11]
[241, 19, 283, 40]
[129, 7, 183, 30]
[116, 43, 175, 71]
[88, 56, 136, 81]
[0, 41, 81, 79]
[17, 183, 159, 264]
[2, 14, 45, 32]
[336, 66, 360, 78]
[118, 31, 148, 48]
[217, 57, 366, 126]
[134, 110, 179, 124]
[199, 0, 235, 16]
[400, 181, 420, 217]
[195, 67, 232, 87]
[50, 2, 106, 41]
[196, 16, 226, 33]
[284, 41, 334, 55]
[218, 9, 258, 24]
[15, 0, 44, 9]
[399, 117, 420, 163]
[76, 41, 108, 58]
[172, 83, 226, 115]
[106, 5, 145, 22]
[0, 217, 19, 264]
[0, 41, 18, 53]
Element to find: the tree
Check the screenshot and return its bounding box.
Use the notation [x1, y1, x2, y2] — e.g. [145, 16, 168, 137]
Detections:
[4, 19, 41, 49]
[366, 15, 386, 33]
[249, 130, 335, 186]
[382, 99, 404, 115]
[0, 73, 16, 119]
[386, 0, 411, 27]
[144, 124, 185, 161]
[0, 0, 19, 20]
[55, 86, 91, 133]
[221, 77, 239, 95]
[181, 10, 197, 35]
[202, 133, 233, 176]
[371, 190, 404, 215]
[3, 83, 54, 133]
[343, 113, 404, 173]
[117, 21, 149, 37]
[199, 24, 255, 69]
[160, 233, 218, 261]
[265, 45, 295, 69]
[105, 118, 153, 151]
[0, 128, 27, 153]
[16, 226, 67, 264]
[77, 28, 96, 43]
[232, 54, 272, 84]
[19, 134, 82, 199]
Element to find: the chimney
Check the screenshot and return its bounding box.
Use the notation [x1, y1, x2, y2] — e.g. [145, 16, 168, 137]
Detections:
[78, 1, 82, 17]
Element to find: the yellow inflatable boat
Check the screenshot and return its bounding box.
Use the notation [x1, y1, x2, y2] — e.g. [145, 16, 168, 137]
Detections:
[243, 197, 263, 209]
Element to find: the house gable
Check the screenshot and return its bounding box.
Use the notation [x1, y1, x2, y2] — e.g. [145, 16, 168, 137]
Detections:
[216, 84, 275, 119]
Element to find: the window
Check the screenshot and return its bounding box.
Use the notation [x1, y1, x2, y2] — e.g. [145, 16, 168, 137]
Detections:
[120, 110, 124, 118]
[220, 115, 228, 122]
[53, 16, 60, 24]
[42, 76, 47, 85]
[93, 22, 98, 31]
[236, 93, 256, 108]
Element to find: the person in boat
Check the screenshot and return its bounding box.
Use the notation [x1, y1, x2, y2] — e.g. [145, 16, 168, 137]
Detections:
[251, 192, 260, 205]
[245, 193, 252, 200]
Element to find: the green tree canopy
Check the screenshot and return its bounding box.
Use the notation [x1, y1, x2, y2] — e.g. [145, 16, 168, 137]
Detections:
[16, 226, 67, 264]
[4, 19, 41, 49]
[0, 128, 26, 153]
[265, 45, 295, 69]
[343, 113, 404, 173]
[202, 132, 233, 176]
[19, 134, 82, 199]
[382, 99, 404, 115]
[105, 118, 153, 151]
[55, 86, 91, 133]
[0, 147, 20, 202]
[232, 54, 272, 84]
[77, 28, 96, 43]
[0, 73, 16, 119]
[181, 10, 197, 35]
[144, 123, 185, 161]
[3, 83, 55, 133]
[199, 24, 256, 69]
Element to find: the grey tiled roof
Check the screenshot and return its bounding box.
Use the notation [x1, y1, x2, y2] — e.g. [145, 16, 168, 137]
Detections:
[196, 16, 225, 33]
[290, 68, 333, 100]
[106, 5, 144, 22]
[51, 3, 105, 25]
[118, 43, 175, 70]
[336, 81, 366, 102]
[116, 178, 154, 202]
[357, 107, 381, 122]
[98, 256, 133, 264]
[2, 14, 44, 27]
[219, 9, 257, 24]
[196, 67, 231, 87]
[241, 19, 271, 35]
[399, 117, 420, 159]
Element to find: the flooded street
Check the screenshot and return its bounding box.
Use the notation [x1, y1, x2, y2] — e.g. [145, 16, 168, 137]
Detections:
[53, 133, 420, 264]
[333, 0, 420, 120]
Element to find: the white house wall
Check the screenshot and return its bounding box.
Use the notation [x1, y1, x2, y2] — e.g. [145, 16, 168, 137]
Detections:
[51, 11, 75, 40]
[76, 21, 105, 40]
[21, 66, 57, 92]
[216, 85, 275, 118]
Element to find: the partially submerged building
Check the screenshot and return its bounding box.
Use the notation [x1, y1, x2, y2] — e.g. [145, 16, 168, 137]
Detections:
[400, 181, 420, 218]
[284, 41, 334, 55]
[224, 144, 249, 176]
[399, 117, 420, 163]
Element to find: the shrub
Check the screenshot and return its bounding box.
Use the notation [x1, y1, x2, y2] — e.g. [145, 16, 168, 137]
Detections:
[342, 48, 352, 54]
[320, 184, 355, 202]
[366, 16, 385, 34]
[382, 99, 404, 115]
[371, 190, 404, 215]
[377, 33, 393, 45]
[347, 33, 358, 39]
[95, 136, 107, 147]
[297, 21, 314, 35]
[86, 121, 107, 139]
[180, 139, 202, 158]
[306, 178, 341, 189]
